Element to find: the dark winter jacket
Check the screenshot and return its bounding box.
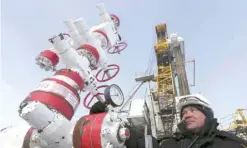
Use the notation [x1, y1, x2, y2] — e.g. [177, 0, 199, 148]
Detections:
[160, 118, 247, 148]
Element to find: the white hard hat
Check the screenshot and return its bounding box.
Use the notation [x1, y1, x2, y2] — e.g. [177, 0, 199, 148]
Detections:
[177, 94, 214, 118]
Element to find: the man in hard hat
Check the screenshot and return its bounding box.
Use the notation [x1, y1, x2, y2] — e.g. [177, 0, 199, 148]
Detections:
[160, 94, 247, 148]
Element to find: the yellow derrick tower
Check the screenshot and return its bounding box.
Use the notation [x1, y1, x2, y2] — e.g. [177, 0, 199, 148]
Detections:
[152, 24, 176, 137]
[151, 23, 194, 139]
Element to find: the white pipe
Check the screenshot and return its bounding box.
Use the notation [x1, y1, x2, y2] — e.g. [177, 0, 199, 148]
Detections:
[19, 101, 55, 130]
[38, 113, 74, 148]
[64, 19, 84, 48]
[96, 3, 112, 23]
[74, 18, 108, 63]
[51, 35, 90, 79]
[74, 18, 91, 43]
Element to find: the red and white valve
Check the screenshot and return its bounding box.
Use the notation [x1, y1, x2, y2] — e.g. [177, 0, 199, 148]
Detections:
[73, 112, 130, 148]
[64, 18, 121, 82]
[19, 68, 84, 121]
[73, 85, 127, 148]
[76, 44, 100, 70]
[35, 3, 127, 84]
[46, 33, 118, 109]
[35, 33, 71, 72]
[17, 68, 127, 147]
[35, 49, 59, 71]
[91, 5, 128, 54]
[18, 68, 86, 147]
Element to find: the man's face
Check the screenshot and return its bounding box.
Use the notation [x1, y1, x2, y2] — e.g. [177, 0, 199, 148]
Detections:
[181, 106, 206, 132]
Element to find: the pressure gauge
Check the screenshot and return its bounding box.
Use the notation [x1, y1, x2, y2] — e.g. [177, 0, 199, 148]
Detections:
[104, 84, 124, 107]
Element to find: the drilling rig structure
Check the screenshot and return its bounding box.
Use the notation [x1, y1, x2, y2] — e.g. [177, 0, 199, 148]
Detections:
[222, 109, 247, 140]
[148, 23, 195, 140]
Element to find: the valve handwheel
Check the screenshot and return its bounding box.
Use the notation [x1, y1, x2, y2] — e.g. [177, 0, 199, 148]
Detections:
[108, 41, 127, 54]
[83, 85, 108, 109]
[96, 64, 120, 82]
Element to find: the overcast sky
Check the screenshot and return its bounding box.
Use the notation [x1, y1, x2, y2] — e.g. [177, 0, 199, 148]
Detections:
[1, 0, 247, 129]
